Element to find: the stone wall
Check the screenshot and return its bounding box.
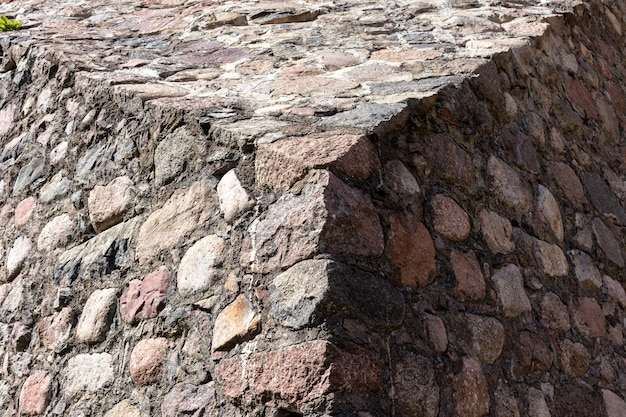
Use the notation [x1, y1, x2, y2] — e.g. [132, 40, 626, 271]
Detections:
[0, 0, 626, 416]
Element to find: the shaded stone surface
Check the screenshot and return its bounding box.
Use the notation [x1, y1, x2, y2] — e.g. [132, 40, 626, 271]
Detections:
[570, 250, 602, 292]
[162, 383, 215, 417]
[603, 389, 626, 417]
[555, 381, 602, 417]
[536, 184, 564, 242]
[462, 314, 504, 364]
[541, 292, 570, 332]
[478, 209, 515, 254]
[393, 352, 439, 417]
[592, 218, 624, 267]
[547, 161, 586, 206]
[572, 297, 606, 337]
[561, 338, 590, 377]
[517, 331, 552, 372]
[432, 194, 470, 241]
[451, 250, 485, 301]
[451, 357, 489, 417]
[534, 239, 568, 277]
[487, 156, 531, 218]
[582, 172, 626, 225]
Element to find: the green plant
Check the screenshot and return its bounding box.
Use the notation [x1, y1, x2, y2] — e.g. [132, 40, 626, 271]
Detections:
[0, 16, 22, 32]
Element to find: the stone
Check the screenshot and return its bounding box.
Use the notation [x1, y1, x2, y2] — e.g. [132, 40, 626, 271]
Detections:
[250, 170, 384, 273]
[130, 338, 167, 386]
[211, 295, 260, 352]
[19, 370, 52, 416]
[582, 173, 626, 225]
[569, 250, 603, 291]
[527, 387, 550, 417]
[604, 275, 626, 308]
[592, 218, 624, 267]
[494, 381, 520, 417]
[14, 197, 35, 227]
[431, 195, 470, 241]
[536, 185, 564, 242]
[75, 288, 117, 344]
[572, 297, 606, 337]
[11, 323, 31, 351]
[418, 134, 476, 189]
[136, 181, 213, 263]
[39, 173, 72, 203]
[6, 236, 31, 280]
[492, 264, 531, 317]
[555, 381, 602, 417]
[560, 338, 589, 377]
[104, 400, 141, 417]
[38, 307, 74, 351]
[393, 352, 439, 417]
[216, 169, 255, 223]
[533, 239, 568, 277]
[63, 353, 114, 398]
[547, 161, 586, 206]
[478, 209, 515, 254]
[218, 340, 380, 407]
[269, 259, 404, 330]
[37, 214, 74, 251]
[487, 156, 531, 219]
[451, 250, 485, 302]
[256, 133, 379, 191]
[517, 331, 552, 372]
[162, 383, 215, 417]
[177, 235, 225, 296]
[603, 390, 626, 417]
[88, 176, 134, 233]
[424, 314, 448, 353]
[154, 126, 195, 186]
[386, 212, 435, 288]
[381, 160, 420, 205]
[49, 141, 68, 165]
[541, 292, 570, 332]
[451, 357, 489, 417]
[13, 158, 45, 196]
[463, 314, 505, 364]
[120, 266, 169, 324]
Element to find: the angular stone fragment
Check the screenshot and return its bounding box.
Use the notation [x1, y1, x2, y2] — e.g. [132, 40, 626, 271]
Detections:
[6, 236, 31, 280]
[417, 134, 476, 189]
[162, 383, 215, 417]
[541, 292, 570, 332]
[527, 387, 551, 417]
[536, 185, 564, 242]
[386, 212, 435, 288]
[37, 214, 74, 251]
[13, 158, 44, 196]
[393, 352, 439, 417]
[604, 275, 626, 308]
[217, 169, 255, 223]
[88, 176, 134, 233]
[130, 338, 167, 386]
[492, 264, 531, 317]
[218, 340, 380, 407]
[424, 314, 448, 353]
[269, 259, 404, 330]
[592, 218, 624, 267]
[560, 338, 589, 377]
[120, 266, 169, 324]
[478, 209, 515, 254]
[582, 172, 626, 225]
[572, 297, 606, 337]
[63, 353, 114, 398]
[432, 195, 470, 241]
[38, 307, 74, 351]
[487, 156, 531, 218]
[534, 239, 568, 277]
[75, 288, 117, 344]
[104, 400, 141, 417]
[136, 181, 213, 263]
[256, 133, 379, 191]
[14, 197, 35, 227]
[494, 381, 520, 417]
[19, 370, 52, 416]
[451, 357, 489, 417]
[569, 250, 603, 291]
[250, 170, 383, 273]
[462, 314, 504, 364]
[177, 235, 224, 296]
[603, 389, 626, 417]
[212, 295, 260, 352]
[451, 250, 485, 301]
[517, 331, 552, 372]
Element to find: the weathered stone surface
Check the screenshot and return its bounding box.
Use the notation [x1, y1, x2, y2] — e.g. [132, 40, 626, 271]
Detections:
[494, 381, 520, 417]
[212, 295, 260, 352]
[13, 158, 44, 196]
[451, 357, 489, 417]
[162, 383, 215, 417]
[14, 197, 35, 227]
[547, 161, 586, 206]
[463, 314, 504, 364]
[218, 340, 380, 407]
[130, 337, 167, 386]
[386, 212, 435, 288]
[582, 173, 626, 225]
[518, 331, 552, 372]
[381, 160, 420, 205]
[541, 292, 570, 332]
[418, 134, 476, 189]
[424, 313, 448, 354]
[75, 288, 117, 344]
[451, 250, 485, 302]
[39, 172, 72, 203]
[393, 352, 439, 417]
[63, 353, 114, 398]
[120, 266, 169, 324]
[527, 387, 551, 417]
[256, 133, 379, 191]
[432, 194, 470, 241]
[603, 389, 626, 417]
[555, 381, 602, 417]
[136, 181, 213, 263]
[269, 259, 404, 330]
[560, 338, 589, 377]
[19, 370, 52, 416]
[154, 126, 195, 186]
[217, 169, 254, 223]
[37, 213, 74, 251]
[38, 307, 74, 352]
[591, 218, 624, 267]
[570, 250, 603, 291]
[534, 239, 568, 277]
[104, 400, 141, 417]
[572, 297, 606, 337]
[6, 236, 30, 280]
[604, 275, 626, 308]
[177, 235, 225, 296]
[492, 264, 531, 317]
[478, 209, 515, 254]
[536, 185, 564, 242]
[88, 176, 134, 233]
[487, 156, 531, 218]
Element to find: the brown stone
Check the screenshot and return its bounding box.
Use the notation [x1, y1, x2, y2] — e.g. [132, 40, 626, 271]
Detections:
[494, 381, 520, 417]
[567, 76, 598, 119]
[386, 212, 436, 288]
[547, 161, 586, 206]
[451, 357, 489, 417]
[555, 381, 602, 417]
[211, 295, 260, 352]
[592, 218, 625, 267]
[517, 331, 552, 372]
[487, 156, 531, 219]
[572, 297, 606, 337]
[129, 337, 167, 386]
[14, 197, 35, 227]
[604, 275, 626, 308]
[256, 133, 379, 191]
[451, 250, 485, 301]
[431, 195, 471, 241]
[463, 314, 504, 364]
[492, 264, 531, 317]
[478, 209, 515, 254]
[120, 266, 170, 324]
[88, 176, 134, 233]
[217, 340, 380, 408]
[560, 338, 589, 377]
[424, 314, 448, 354]
[534, 239, 568, 277]
[570, 250, 602, 291]
[19, 370, 52, 416]
[536, 185, 564, 242]
[418, 134, 476, 190]
[38, 307, 75, 351]
[540, 292, 570, 332]
[393, 352, 439, 417]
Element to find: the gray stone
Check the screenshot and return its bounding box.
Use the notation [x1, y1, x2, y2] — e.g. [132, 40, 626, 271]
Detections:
[270, 259, 405, 330]
[462, 314, 505, 364]
[603, 389, 626, 417]
[317, 102, 406, 129]
[154, 126, 195, 186]
[393, 352, 439, 417]
[536, 184, 564, 242]
[592, 218, 624, 267]
[6, 236, 31, 280]
[75, 142, 110, 183]
[37, 213, 74, 251]
[582, 172, 626, 225]
[569, 250, 603, 292]
[487, 156, 531, 219]
[494, 381, 520, 417]
[75, 288, 117, 344]
[217, 169, 254, 223]
[63, 353, 114, 398]
[478, 209, 515, 254]
[382, 160, 420, 203]
[39, 172, 72, 203]
[424, 314, 448, 354]
[534, 239, 568, 277]
[177, 235, 225, 296]
[49, 141, 68, 165]
[541, 292, 570, 332]
[492, 264, 531, 317]
[162, 383, 215, 417]
[13, 158, 45, 196]
[604, 275, 626, 309]
[527, 387, 551, 417]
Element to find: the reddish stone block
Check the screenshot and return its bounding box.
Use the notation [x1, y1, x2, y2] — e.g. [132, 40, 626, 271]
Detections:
[14, 197, 35, 227]
[19, 370, 52, 415]
[547, 161, 585, 206]
[120, 266, 170, 324]
[517, 331, 552, 372]
[451, 250, 485, 302]
[572, 297, 606, 337]
[431, 195, 470, 241]
[567, 77, 598, 119]
[130, 338, 167, 386]
[451, 357, 489, 417]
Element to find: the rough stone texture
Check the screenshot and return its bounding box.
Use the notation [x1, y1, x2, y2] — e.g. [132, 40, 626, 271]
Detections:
[604, 275, 626, 309]
[478, 209, 515, 255]
[6, 236, 30, 280]
[451, 250, 485, 302]
[592, 217, 625, 267]
[547, 161, 586, 206]
[451, 357, 489, 417]
[217, 169, 255, 223]
[603, 389, 626, 417]
[393, 352, 438, 417]
[431, 194, 470, 241]
[120, 266, 170, 324]
[38, 307, 74, 352]
[492, 264, 532, 317]
[527, 387, 551, 417]
[162, 383, 215, 417]
[536, 184, 564, 242]
[561, 338, 590, 377]
[129, 338, 167, 386]
[19, 370, 52, 416]
[572, 297, 607, 337]
[570, 250, 603, 292]
[104, 400, 142, 417]
[14, 197, 35, 227]
[487, 156, 531, 219]
[37, 213, 74, 251]
[462, 314, 505, 364]
[424, 313, 448, 354]
[541, 292, 571, 332]
[517, 331, 552, 372]
[75, 288, 117, 344]
[177, 235, 225, 296]
[63, 353, 114, 398]
[211, 295, 260, 352]
[88, 176, 134, 233]
[534, 239, 569, 277]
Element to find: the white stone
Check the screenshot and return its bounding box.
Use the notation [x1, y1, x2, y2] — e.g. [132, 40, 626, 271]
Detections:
[177, 235, 225, 296]
[75, 288, 117, 344]
[6, 236, 31, 280]
[63, 353, 114, 398]
[537, 185, 564, 242]
[37, 213, 74, 251]
[217, 169, 255, 223]
[50, 141, 68, 165]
